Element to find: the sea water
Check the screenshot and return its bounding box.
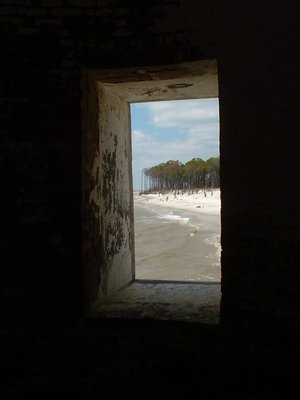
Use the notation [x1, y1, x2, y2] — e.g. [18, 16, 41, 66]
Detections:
[133, 193, 221, 282]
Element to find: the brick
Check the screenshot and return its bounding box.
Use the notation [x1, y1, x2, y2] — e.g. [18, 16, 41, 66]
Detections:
[42, 0, 64, 6]
[62, 59, 75, 68]
[0, 16, 22, 25]
[17, 26, 39, 34]
[83, 8, 112, 17]
[0, 6, 16, 15]
[35, 17, 62, 25]
[52, 8, 82, 17]
[17, 7, 47, 16]
[16, 0, 32, 4]
[68, 0, 95, 7]
[96, 0, 113, 6]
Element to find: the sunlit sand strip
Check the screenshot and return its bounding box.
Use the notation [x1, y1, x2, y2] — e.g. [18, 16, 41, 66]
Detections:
[135, 189, 221, 216]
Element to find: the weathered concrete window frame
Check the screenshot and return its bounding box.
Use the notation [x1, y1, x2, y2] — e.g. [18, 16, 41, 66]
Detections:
[82, 60, 219, 313]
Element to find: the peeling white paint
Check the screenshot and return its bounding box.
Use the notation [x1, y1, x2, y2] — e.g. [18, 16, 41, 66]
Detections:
[91, 151, 100, 180]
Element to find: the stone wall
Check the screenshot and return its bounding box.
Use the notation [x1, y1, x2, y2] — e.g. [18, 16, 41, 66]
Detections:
[1, 0, 300, 333]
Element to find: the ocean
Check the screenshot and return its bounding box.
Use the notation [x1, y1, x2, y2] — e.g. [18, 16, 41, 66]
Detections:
[133, 193, 221, 282]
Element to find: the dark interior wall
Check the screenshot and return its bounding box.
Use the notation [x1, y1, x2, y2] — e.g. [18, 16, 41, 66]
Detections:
[218, 3, 300, 333]
[1, 0, 300, 334]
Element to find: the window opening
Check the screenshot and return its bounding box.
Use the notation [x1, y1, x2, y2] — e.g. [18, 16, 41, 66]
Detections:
[131, 99, 221, 283]
[83, 60, 221, 323]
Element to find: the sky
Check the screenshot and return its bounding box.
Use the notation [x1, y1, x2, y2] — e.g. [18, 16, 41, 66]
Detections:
[130, 98, 220, 190]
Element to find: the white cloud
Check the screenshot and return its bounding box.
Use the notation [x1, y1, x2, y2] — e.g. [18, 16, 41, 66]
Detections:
[148, 99, 219, 130]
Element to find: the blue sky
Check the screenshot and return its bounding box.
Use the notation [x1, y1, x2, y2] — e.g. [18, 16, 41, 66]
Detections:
[130, 98, 220, 190]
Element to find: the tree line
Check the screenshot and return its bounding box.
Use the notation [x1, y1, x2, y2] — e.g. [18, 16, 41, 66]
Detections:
[141, 157, 220, 193]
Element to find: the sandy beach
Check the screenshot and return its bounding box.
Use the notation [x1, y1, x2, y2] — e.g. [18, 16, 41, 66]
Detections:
[133, 189, 221, 282]
[135, 189, 220, 217]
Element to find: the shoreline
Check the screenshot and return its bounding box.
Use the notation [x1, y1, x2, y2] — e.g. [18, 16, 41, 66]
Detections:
[134, 189, 221, 217]
[133, 189, 221, 282]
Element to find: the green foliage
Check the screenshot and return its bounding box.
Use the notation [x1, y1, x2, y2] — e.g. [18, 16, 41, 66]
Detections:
[143, 156, 220, 192]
